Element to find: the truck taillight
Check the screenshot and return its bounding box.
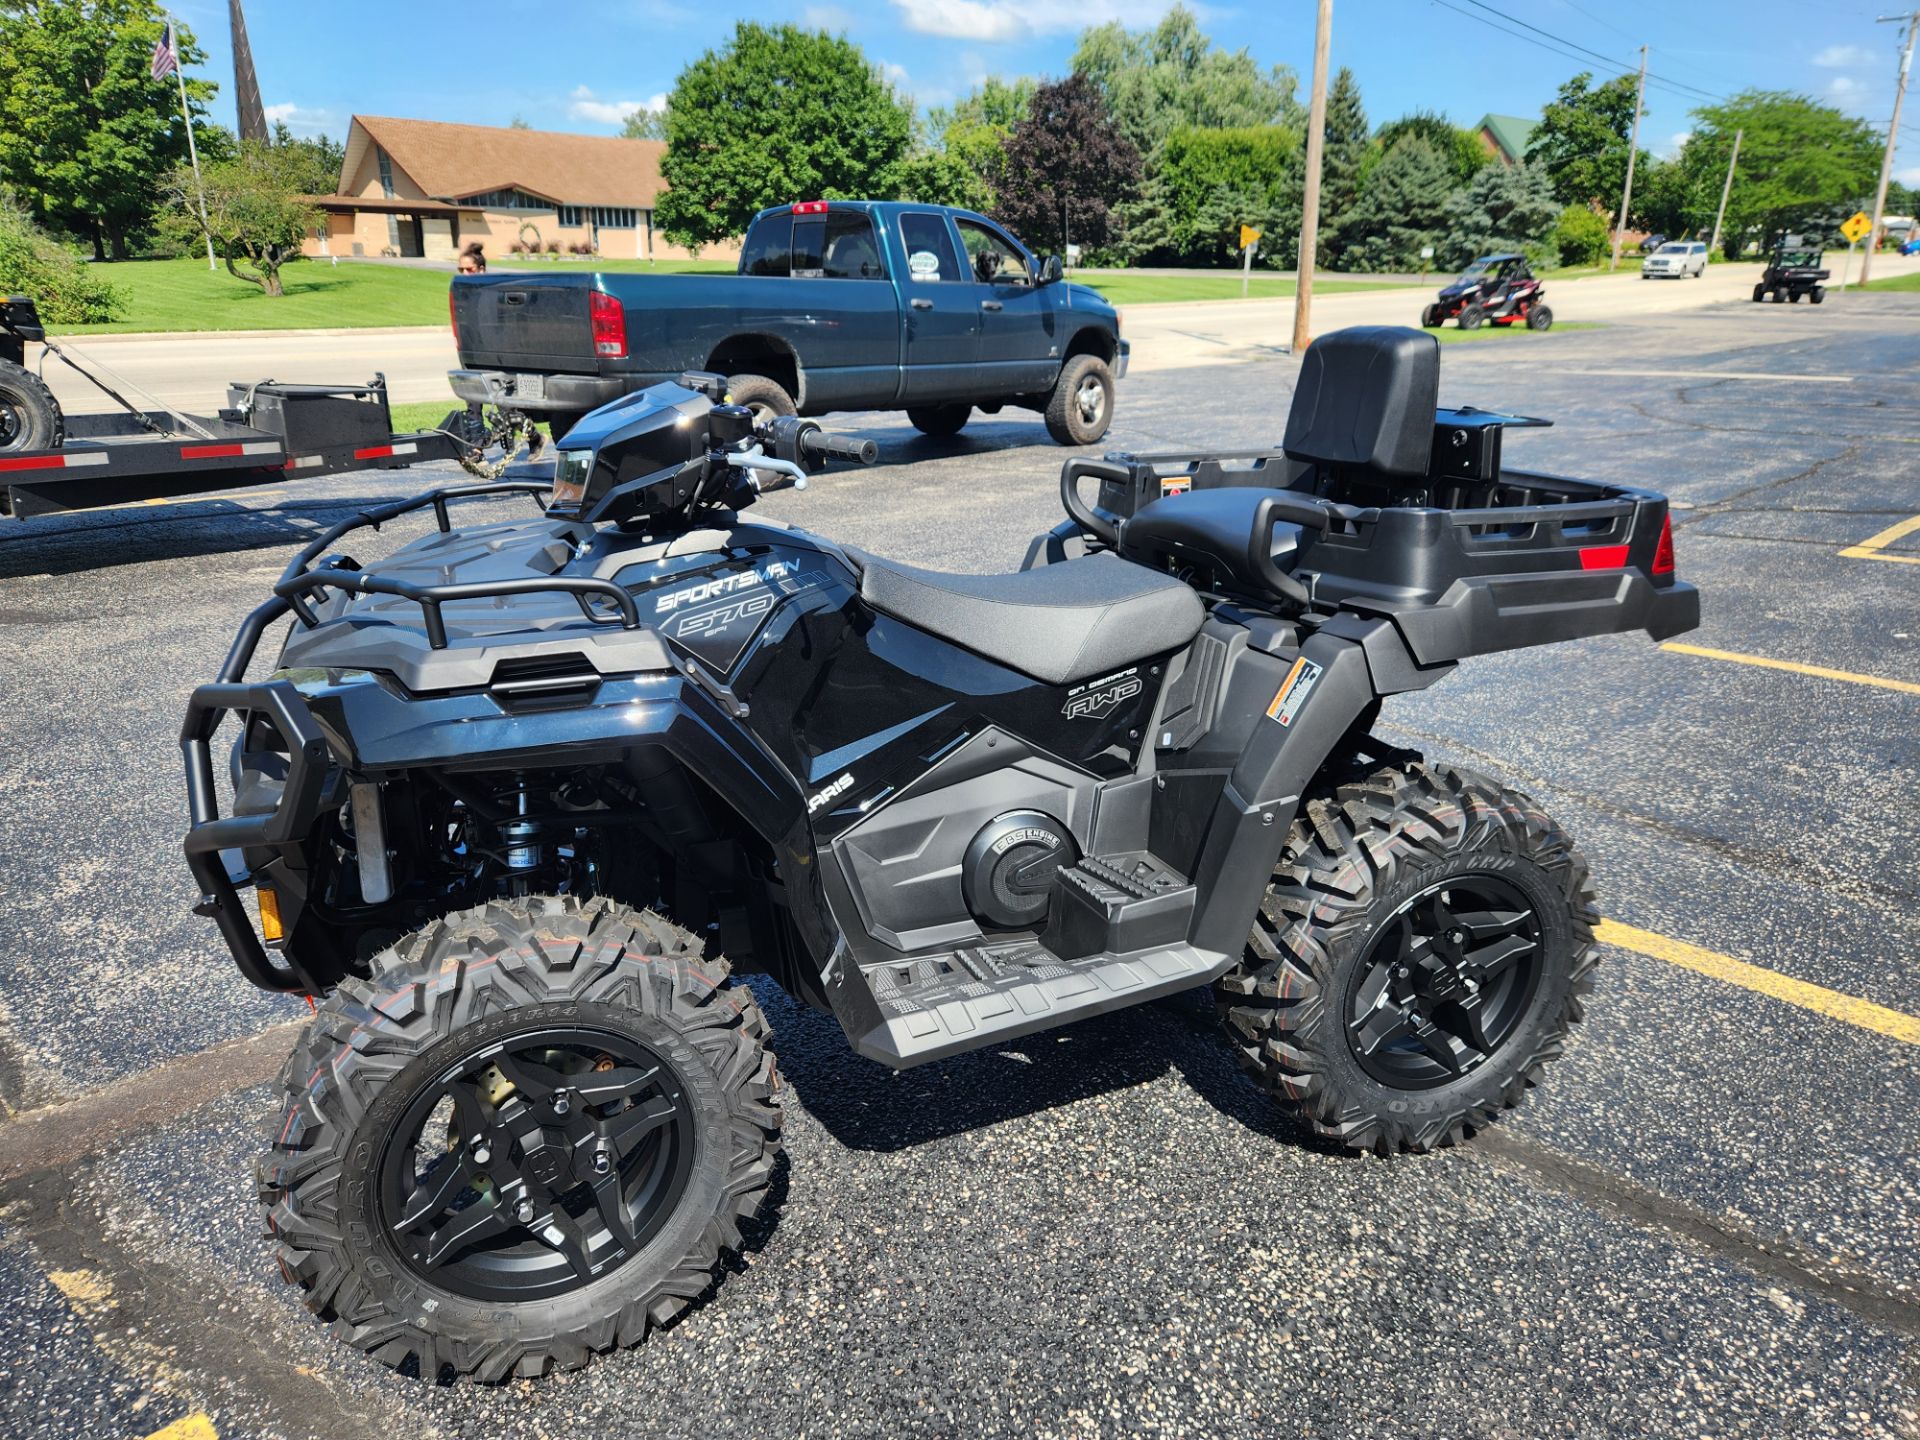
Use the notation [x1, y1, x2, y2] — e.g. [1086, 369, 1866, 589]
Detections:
[589, 290, 626, 358]
[1652, 513, 1675, 575]
[792, 200, 829, 214]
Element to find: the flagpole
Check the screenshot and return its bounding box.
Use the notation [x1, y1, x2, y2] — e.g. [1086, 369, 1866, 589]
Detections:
[167, 13, 217, 271]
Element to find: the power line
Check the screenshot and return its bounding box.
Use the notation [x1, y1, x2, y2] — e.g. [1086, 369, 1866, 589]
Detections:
[1451, 0, 1729, 103]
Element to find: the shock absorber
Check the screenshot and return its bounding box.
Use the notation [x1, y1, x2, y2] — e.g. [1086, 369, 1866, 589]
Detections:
[500, 771, 543, 890]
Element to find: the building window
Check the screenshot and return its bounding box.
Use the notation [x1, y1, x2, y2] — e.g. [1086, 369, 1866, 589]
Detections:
[558, 205, 583, 227]
[591, 206, 636, 229]
[376, 147, 395, 199]
[467, 188, 551, 210]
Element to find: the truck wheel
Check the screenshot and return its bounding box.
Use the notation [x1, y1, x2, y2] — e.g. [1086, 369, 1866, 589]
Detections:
[906, 404, 970, 437]
[1458, 304, 1485, 330]
[0, 358, 61, 453]
[259, 896, 782, 1380]
[1214, 762, 1598, 1155]
[1044, 354, 1114, 445]
[724, 374, 796, 426]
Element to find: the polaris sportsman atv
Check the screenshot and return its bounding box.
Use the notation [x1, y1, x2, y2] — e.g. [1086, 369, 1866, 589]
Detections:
[182, 326, 1697, 1380]
[1422, 254, 1553, 330]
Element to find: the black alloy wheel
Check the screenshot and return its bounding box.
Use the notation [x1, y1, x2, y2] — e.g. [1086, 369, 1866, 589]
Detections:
[1343, 875, 1542, 1090]
[378, 1025, 696, 1304]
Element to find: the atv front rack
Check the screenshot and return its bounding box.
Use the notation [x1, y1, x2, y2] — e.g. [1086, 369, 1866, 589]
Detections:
[271, 480, 644, 649]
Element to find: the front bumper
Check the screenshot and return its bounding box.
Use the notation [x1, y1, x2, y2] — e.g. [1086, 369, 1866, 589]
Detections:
[1112, 338, 1130, 380]
[449, 368, 627, 416]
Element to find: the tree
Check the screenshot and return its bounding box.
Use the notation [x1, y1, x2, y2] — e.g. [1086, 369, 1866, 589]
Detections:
[1373, 112, 1491, 186]
[994, 74, 1142, 256]
[1526, 72, 1644, 210]
[0, 191, 122, 322]
[1317, 68, 1369, 264]
[267, 122, 345, 196]
[656, 23, 911, 246]
[161, 140, 316, 295]
[1629, 156, 1697, 239]
[1071, 4, 1301, 159]
[896, 147, 990, 210]
[1674, 91, 1880, 257]
[1440, 161, 1560, 267]
[1551, 204, 1610, 266]
[1337, 136, 1455, 273]
[620, 108, 669, 141]
[912, 77, 1033, 208]
[0, 0, 218, 259]
[1128, 126, 1300, 267]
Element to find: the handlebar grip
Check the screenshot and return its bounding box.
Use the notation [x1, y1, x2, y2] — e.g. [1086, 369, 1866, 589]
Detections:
[800, 431, 878, 465]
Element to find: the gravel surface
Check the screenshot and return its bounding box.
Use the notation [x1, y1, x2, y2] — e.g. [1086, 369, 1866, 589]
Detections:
[0, 296, 1915, 1439]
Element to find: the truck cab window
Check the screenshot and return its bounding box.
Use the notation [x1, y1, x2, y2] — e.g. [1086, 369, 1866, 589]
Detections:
[956, 219, 1029, 285]
[795, 212, 886, 279]
[741, 214, 793, 277]
[899, 212, 963, 283]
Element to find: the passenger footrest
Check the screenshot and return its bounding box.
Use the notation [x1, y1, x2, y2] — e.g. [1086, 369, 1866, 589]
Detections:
[854, 924, 1223, 1068]
[1043, 852, 1196, 960]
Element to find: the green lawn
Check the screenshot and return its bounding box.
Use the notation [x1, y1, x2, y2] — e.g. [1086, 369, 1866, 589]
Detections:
[1074, 273, 1414, 304]
[52, 256, 736, 334]
[1861, 270, 1920, 292]
[1432, 320, 1602, 343]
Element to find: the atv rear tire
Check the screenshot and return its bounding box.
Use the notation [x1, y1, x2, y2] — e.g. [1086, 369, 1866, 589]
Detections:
[1044, 353, 1114, 445]
[907, 403, 971, 437]
[259, 896, 782, 1380]
[1215, 762, 1598, 1155]
[1809, 286, 1825, 305]
[1458, 304, 1485, 331]
[0, 358, 61, 453]
[725, 374, 797, 425]
[1752, 283, 1766, 303]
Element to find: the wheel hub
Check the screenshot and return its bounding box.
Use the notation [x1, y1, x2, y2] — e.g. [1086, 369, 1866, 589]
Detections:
[1344, 875, 1543, 1090]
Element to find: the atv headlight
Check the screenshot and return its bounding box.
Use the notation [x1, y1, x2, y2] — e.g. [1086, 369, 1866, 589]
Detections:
[550, 449, 594, 512]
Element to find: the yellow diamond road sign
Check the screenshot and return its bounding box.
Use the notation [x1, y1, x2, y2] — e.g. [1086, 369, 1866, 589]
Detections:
[1239, 225, 1262, 250]
[1841, 211, 1872, 244]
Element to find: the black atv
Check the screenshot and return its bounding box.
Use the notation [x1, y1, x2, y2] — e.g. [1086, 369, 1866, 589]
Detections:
[1753, 244, 1828, 304]
[0, 296, 63, 454]
[183, 327, 1697, 1380]
[1421, 254, 1553, 331]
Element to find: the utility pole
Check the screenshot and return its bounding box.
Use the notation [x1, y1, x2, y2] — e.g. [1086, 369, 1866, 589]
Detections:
[1609, 45, 1649, 272]
[1708, 128, 1742, 259]
[1861, 10, 1918, 287]
[1292, 0, 1332, 353]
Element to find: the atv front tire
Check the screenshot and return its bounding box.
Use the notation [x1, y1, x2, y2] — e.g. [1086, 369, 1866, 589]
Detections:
[1216, 762, 1598, 1154]
[1420, 303, 1443, 328]
[260, 896, 782, 1380]
[0, 358, 61, 453]
[1458, 304, 1485, 331]
[1526, 305, 1553, 331]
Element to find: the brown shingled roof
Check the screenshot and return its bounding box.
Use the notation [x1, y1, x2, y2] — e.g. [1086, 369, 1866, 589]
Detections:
[345, 115, 665, 207]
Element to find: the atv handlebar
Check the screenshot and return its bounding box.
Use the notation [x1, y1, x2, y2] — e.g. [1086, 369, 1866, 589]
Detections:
[800, 430, 878, 466]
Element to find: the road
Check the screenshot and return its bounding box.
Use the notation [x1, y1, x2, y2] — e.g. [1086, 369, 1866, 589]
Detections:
[0, 297, 1916, 1438]
[39, 252, 1920, 417]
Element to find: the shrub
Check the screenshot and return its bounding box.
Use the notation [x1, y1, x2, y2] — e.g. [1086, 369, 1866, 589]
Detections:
[1552, 204, 1610, 267]
[546, 240, 562, 254]
[0, 194, 123, 324]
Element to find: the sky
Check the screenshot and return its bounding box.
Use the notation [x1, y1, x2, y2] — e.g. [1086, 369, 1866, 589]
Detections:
[171, 0, 1919, 183]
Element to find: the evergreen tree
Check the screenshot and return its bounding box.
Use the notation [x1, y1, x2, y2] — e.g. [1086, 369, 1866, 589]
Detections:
[1440, 161, 1560, 267]
[1317, 67, 1369, 264]
[1338, 136, 1455, 273]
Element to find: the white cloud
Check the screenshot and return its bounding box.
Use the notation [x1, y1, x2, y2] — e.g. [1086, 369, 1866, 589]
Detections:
[1813, 44, 1873, 68]
[879, 60, 952, 108]
[805, 4, 854, 28]
[260, 102, 334, 135]
[890, 0, 1174, 42]
[1899, 165, 1920, 186]
[567, 85, 668, 126]
[1826, 74, 1861, 99]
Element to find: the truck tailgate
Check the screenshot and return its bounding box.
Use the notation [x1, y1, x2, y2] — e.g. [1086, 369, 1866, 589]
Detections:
[452, 276, 598, 372]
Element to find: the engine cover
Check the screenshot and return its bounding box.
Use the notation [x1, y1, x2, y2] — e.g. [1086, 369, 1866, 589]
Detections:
[962, 811, 1078, 930]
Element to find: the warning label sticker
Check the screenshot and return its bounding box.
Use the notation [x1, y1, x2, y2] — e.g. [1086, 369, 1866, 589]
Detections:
[1266, 656, 1323, 727]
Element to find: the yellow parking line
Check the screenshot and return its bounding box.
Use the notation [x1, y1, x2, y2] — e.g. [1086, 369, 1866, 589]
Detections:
[144, 1417, 218, 1440]
[1596, 919, 1920, 1046]
[1839, 513, 1920, 565]
[103, 489, 287, 512]
[1661, 642, 1920, 696]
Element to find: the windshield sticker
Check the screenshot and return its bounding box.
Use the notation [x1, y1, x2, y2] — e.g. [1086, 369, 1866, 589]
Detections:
[908, 250, 943, 281]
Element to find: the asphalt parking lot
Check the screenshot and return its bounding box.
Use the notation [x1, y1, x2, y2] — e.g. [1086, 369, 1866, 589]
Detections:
[0, 296, 1916, 1439]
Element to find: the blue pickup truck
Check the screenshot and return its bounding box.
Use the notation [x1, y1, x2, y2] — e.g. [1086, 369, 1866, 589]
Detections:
[449, 200, 1128, 446]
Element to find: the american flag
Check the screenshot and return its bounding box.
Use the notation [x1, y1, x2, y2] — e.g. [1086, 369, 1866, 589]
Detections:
[150, 19, 178, 81]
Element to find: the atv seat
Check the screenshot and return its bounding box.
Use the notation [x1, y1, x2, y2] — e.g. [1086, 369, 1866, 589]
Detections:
[857, 552, 1205, 686]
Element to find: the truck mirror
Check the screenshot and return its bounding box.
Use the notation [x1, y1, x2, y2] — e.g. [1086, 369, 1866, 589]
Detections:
[1036, 255, 1064, 285]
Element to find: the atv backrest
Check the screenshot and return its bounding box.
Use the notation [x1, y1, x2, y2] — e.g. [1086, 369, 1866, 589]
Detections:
[1282, 326, 1439, 497]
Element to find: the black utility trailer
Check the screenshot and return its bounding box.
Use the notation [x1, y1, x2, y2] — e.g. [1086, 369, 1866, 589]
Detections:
[0, 293, 471, 520]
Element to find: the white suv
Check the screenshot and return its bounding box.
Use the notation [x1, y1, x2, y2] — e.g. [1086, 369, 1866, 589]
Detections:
[1642, 241, 1708, 278]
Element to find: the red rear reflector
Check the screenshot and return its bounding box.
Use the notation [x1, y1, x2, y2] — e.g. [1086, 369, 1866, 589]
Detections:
[1652, 514, 1675, 575]
[588, 290, 626, 358]
[448, 289, 459, 344]
[1578, 544, 1631, 570]
[791, 200, 829, 214]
